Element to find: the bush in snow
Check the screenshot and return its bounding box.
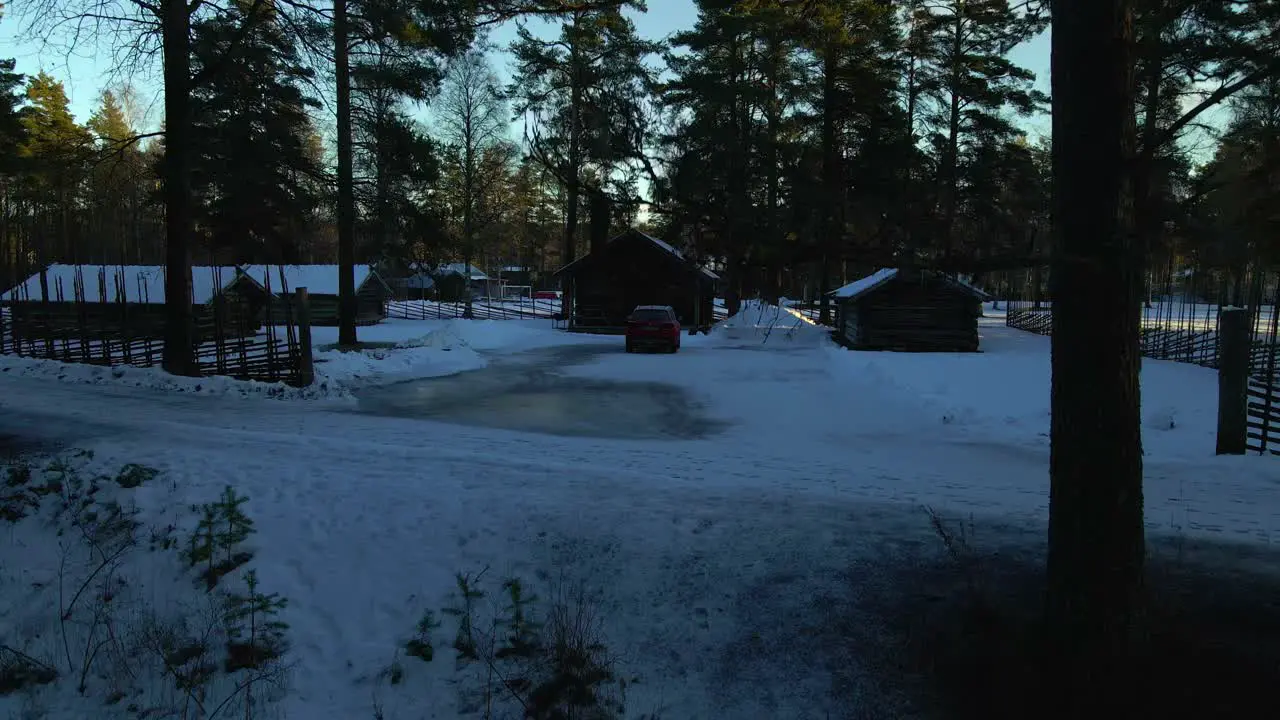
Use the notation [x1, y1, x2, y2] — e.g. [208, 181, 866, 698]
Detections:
[0, 451, 291, 719]
[401, 568, 645, 720]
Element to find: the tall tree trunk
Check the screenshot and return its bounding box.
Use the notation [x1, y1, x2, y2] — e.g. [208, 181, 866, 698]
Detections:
[561, 16, 584, 298]
[1134, 9, 1164, 311]
[162, 0, 196, 376]
[1045, 0, 1145, 714]
[819, 47, 838, 326]
[940, 14, 964, 262]
[724, 36, 747, 317]
[463, 145, 475, 319]
[765, 33, 782, 304]
[375, 105, 395, 264]
[588, 191, 609, 255]
[335, 0, 358, 346]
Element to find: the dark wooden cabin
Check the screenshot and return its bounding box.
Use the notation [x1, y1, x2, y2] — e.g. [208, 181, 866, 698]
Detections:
[249, 265, 391, 326]
[0, 265, 270, 342]
[831, 268, 990, 352]
[554, 229, 719, 332]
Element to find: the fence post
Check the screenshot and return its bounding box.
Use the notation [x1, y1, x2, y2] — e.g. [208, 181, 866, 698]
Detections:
[296, 287, 315, 387]
[1216, 307, 1250, 455]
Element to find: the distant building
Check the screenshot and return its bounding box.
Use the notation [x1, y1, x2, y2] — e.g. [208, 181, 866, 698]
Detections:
[554, 228, 718, 332]
[435, 263, 499, 300]
[243, 265, 391, 326]
[830, 268, 989, 352]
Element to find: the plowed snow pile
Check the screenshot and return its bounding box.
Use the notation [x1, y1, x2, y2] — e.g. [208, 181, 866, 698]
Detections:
[707, 299, 828, 348]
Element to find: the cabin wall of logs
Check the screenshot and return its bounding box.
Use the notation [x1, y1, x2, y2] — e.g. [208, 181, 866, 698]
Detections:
[837, 277, 983, 352]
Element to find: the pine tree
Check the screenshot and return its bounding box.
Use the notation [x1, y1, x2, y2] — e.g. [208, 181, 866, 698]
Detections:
[908, 0, 1046, 261]
[509, 2, 660, 291]
[85, 89, 151, 265]
[323, 0, 475, 344]
[437, 49, 509, 318]
[0, 59, 28, 172]
[0, 58, 29, 288]
[86, 90, 130, 146]
[1129, 0, 1280, 292]
[662, 0, 769, 314]
[189, 0, 324, 263]
[18, 72, 93, 263]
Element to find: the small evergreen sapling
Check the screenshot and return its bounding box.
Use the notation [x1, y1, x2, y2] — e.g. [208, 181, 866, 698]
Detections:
[183, 486, 255, 589]
[404, 610, 440, 662]
[2, 461, 38, 523]
[496, 578, 540, 662]
[222, 570, 289, 673]
[444, 570, 488, 663]
[214, 486, 254, 568]
[185, 504, 219, 585]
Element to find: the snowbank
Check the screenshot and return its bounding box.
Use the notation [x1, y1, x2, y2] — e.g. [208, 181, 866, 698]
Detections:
[0, 318, 594, 400]
[700, 299, 829, 348]
[0, 354, 333, 399]
[825, 325, 1223, 459]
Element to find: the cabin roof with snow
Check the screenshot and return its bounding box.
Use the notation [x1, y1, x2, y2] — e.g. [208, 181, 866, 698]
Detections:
[0, 265, 258, 304]
[241, 265, 390, 297]
[829, 268, 989, 302]
[554, 229, 720, 281]
[436, 263, 491, 281]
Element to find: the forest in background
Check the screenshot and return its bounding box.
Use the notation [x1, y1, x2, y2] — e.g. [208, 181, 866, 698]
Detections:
[0, 0, 1278, 317]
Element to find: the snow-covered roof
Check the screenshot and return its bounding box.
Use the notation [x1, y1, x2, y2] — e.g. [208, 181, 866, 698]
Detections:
[637, 231, 720, 281]
[0, 264, 247, 304]
[500, 265, 530, 273]
[830, 269, 899, 300]
[437, 263, 490, 281]
[397, 273, 436, 290]
[556, 229, 720, 281]
[829, 268, 990, 301]
[242, 265, 387, 296]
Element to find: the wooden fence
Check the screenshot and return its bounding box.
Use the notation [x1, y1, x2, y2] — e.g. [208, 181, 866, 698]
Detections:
[0, 266, 312, 387]
[1247, 378, 1280, 456]
[1005, 307, 1053, 335]
[385, 298, 562, 321]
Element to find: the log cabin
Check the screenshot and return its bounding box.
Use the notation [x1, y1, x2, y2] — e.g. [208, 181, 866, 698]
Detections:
[831, 268, 990, 352]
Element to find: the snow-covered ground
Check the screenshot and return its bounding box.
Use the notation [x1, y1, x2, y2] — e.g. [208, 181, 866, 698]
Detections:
[2, 308, 1278, 719]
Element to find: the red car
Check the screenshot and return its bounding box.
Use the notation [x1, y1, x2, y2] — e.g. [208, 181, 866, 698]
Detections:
[533, 290, 560, 300]
[625, 305, 681, 353]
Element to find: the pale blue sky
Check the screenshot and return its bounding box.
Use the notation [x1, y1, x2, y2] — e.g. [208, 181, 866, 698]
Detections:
[0, 0, 1051, 140]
